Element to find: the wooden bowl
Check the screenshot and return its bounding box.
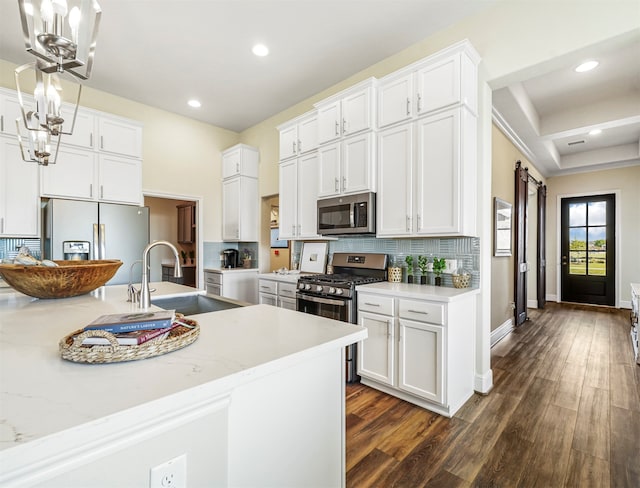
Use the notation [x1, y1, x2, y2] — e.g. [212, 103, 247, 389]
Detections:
[0, 260, 123, 299]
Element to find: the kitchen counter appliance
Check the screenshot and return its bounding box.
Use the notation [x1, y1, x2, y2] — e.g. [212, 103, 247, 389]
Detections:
[221, 248, 239, 268]
[317, 192, 376, 236]
[297, 252, 388, 382]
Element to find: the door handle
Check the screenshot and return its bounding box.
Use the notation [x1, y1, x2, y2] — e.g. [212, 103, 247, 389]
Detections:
[562, 256, 567, 266]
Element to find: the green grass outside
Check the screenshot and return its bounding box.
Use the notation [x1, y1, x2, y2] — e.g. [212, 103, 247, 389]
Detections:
[569, 261, 607, 276]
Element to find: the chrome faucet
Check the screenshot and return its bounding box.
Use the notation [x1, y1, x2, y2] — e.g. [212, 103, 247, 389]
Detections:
[139, 241, 183, 309]
[127, 259, 142, 303]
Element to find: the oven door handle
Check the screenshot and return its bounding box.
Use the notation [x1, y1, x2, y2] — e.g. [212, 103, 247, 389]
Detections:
[350, 203, 355, 228]
[297, 294, 346, 307]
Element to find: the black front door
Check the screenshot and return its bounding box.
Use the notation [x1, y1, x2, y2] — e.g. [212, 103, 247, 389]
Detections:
[560, 194, 615, 306]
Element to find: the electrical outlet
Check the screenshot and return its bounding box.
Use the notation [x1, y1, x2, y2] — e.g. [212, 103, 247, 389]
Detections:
[150, 454, 187, 488]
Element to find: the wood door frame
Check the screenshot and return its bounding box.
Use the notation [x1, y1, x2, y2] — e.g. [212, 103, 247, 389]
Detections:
[555, 190, 621, 307]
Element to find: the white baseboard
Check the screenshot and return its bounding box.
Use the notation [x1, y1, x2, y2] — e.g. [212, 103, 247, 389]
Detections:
[527, 299, 538, 309]
[491, 318, 514, 347]
[546, 293, 558, 302]
[619, 300, 631, 310]
[474, 370, 493, 394]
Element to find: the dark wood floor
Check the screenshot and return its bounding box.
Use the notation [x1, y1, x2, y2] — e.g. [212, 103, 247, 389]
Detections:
[346, 302, 640, 487]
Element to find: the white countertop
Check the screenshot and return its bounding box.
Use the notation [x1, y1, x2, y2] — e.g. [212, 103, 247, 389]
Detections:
[204, 267, 259, 274]
[258, 271, 318, 284]
[0, 282, 365, 457]
[356, 281, 480, 302]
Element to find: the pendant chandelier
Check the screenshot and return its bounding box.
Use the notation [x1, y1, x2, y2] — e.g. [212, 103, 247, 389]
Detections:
[14, 0, 101, 165]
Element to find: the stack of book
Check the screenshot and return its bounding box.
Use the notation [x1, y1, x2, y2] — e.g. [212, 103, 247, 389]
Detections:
[80, 310, 177, 346]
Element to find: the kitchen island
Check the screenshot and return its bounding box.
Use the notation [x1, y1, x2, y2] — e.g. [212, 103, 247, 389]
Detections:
[0, 282, 365, 487]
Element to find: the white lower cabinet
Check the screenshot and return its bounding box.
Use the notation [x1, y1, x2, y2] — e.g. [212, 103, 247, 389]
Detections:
[206, 270, 258, 304]
[0, 137, 39, 237]
[357, 288, 475, 417]
[258, 278, 298, 310]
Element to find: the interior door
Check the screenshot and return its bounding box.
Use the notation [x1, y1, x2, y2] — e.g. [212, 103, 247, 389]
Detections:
[561, 194, 615, 306]
[537, 184, 547, 308]
[514, 162, 528, 325]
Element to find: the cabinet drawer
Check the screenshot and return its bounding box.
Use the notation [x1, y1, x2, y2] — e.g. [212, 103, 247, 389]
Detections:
[399, 299, 444, 325]
[358, 294, 394, 316]
[258, 280, 277, 295]
[278, 282, 297, 298]
[205, 272, 222, 286]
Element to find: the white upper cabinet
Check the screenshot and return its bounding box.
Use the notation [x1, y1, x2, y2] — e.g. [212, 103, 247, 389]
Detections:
[98, 155, 142, 205]
[0, 137, 39, 237]
[222, 176, 259, 242]
[315, 78, 376, 145]
[40, 146, 96, 200]
[98, 116, 142, 159]
[277, 111, 318, 160]
[59, 107, 95, 149]
[317, 132, 375, 198]
[222, 143, 259, 179]
[377, 40, 480, 129]
[279, 151, 320, 240]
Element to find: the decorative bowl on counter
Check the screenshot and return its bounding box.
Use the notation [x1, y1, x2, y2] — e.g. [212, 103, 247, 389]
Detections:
[0, 260, 123, 299]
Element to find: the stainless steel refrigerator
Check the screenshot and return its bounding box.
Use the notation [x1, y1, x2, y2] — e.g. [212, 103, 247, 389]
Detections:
[42, 199, 150, 285]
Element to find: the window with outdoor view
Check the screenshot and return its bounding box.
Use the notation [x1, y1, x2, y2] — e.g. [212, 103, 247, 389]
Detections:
[568, 200, 607, 276]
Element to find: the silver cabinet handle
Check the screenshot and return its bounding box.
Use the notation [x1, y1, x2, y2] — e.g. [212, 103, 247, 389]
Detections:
[100, 135, 104, 149]
[93, 223, 99, 258]
[364, 302, 380, 307]
[406, 98, 411, 116]
[342, 118, 347, 133]
[260, 285, 271, 290]
[408, 309, 429, 315]
[0, 217, 4, 234]
[387, 319, 392, 338]
[417, 93, 422, 113]
[100, 185, 104, 199]
[90, 183, 93, 198]
[1, 115, 4, 132]
[342, 176, 347, 191]
[236, 162, 239, 173]
[292, 141, 296, 154]
[99, 223, 106, 258]
[334, 120, 339, 136]
[417, 214, 421, 229]
[297, 224, 301, 234]
[406, 215, 411, 232]
[334, 177, 339, 192]
[89, 133, 93, 147]
[292, 224, 296, 236]
[297, 139, 302, 152]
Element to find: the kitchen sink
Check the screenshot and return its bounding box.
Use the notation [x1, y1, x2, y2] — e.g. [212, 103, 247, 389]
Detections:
[152, 294, 243, 316]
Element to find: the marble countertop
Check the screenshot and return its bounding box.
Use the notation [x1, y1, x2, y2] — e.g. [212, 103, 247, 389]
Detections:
[356, 281, 480, 302]
[0, 282, 365, 458]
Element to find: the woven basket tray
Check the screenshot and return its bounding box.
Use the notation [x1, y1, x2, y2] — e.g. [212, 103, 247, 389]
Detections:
[59, 315, 200, 364]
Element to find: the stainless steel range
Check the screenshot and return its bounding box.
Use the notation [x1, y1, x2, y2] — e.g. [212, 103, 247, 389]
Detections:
[296, 252, 388, 382]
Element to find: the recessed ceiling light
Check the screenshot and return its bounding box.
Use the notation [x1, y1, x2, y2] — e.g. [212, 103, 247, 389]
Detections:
[252, 44, 269, 57]
[187, 99, 201, 108]
[589, 129, 602, 136]
[575, 60, 599, 73]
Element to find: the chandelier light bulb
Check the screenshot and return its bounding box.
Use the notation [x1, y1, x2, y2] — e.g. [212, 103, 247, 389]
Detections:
[40, 0, 54, 25]
[52, 0, 68, 16]
[68, 6, 81, 43]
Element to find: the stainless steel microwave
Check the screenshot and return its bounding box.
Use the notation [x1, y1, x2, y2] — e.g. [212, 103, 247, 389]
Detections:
[317, 192, 376, 235]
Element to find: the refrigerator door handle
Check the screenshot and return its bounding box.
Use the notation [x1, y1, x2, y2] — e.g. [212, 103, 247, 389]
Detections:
[93, 224, 100, 259]
[100, 224, 106, 259]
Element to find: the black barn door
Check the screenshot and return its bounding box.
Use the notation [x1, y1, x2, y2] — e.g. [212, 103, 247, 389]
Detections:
[537, 184, 547, 308]
[514, 161, 528, 325]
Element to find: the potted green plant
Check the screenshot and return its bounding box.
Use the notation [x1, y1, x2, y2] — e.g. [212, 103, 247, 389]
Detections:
[417, 255, 428, 284]
[180, 250, 187, 265]
[188, 250, 195, 264]
[405, 255, 414, 283]
[433, 257, 446, 286]
[242, 249, 252, 268]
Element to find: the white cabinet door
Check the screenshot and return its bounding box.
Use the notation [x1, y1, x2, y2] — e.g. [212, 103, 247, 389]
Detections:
[0, 92, 25, 137]
[98, 117, 142, 158]
[278, 159, 297, 239]
[398, 319, 443, 404]
[40, 146, 96, 200]
[297, 114, 318, 154]
[415, 110, 459, 235]
[376, 123, 413, 237]
[342, 87, 372, 136]
[222, 270, 258, 304]
[341, 132, 374, 195]
[259, 293, 277, 306]
[222, 176, 258, 242]
[296, 152, 320, 238]
[60, 107, 95, 149]
[378, 72, 413, 128]
[222, 178, 241, 241]
[357, 311, 395, 386]
[279, 125, 298, 161]
[278, 297, 297, 310]
[416, 54, 461, 116]
[222, 144, 259, 179]
[0, 138, 39, 237]
[317, 101, 341, 145]
[317, 142, 340, 198]
[98, 155, 142, 205]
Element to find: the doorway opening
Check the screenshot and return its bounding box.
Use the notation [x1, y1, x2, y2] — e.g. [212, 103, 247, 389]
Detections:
[560, 193, 615, 306]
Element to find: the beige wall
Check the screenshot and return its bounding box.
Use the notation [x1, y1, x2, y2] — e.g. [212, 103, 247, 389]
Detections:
[546, 165, 640, 305]
[491, 124, 546, 332]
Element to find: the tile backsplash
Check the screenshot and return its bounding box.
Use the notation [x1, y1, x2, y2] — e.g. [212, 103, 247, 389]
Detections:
[0, 238, 42, 261]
